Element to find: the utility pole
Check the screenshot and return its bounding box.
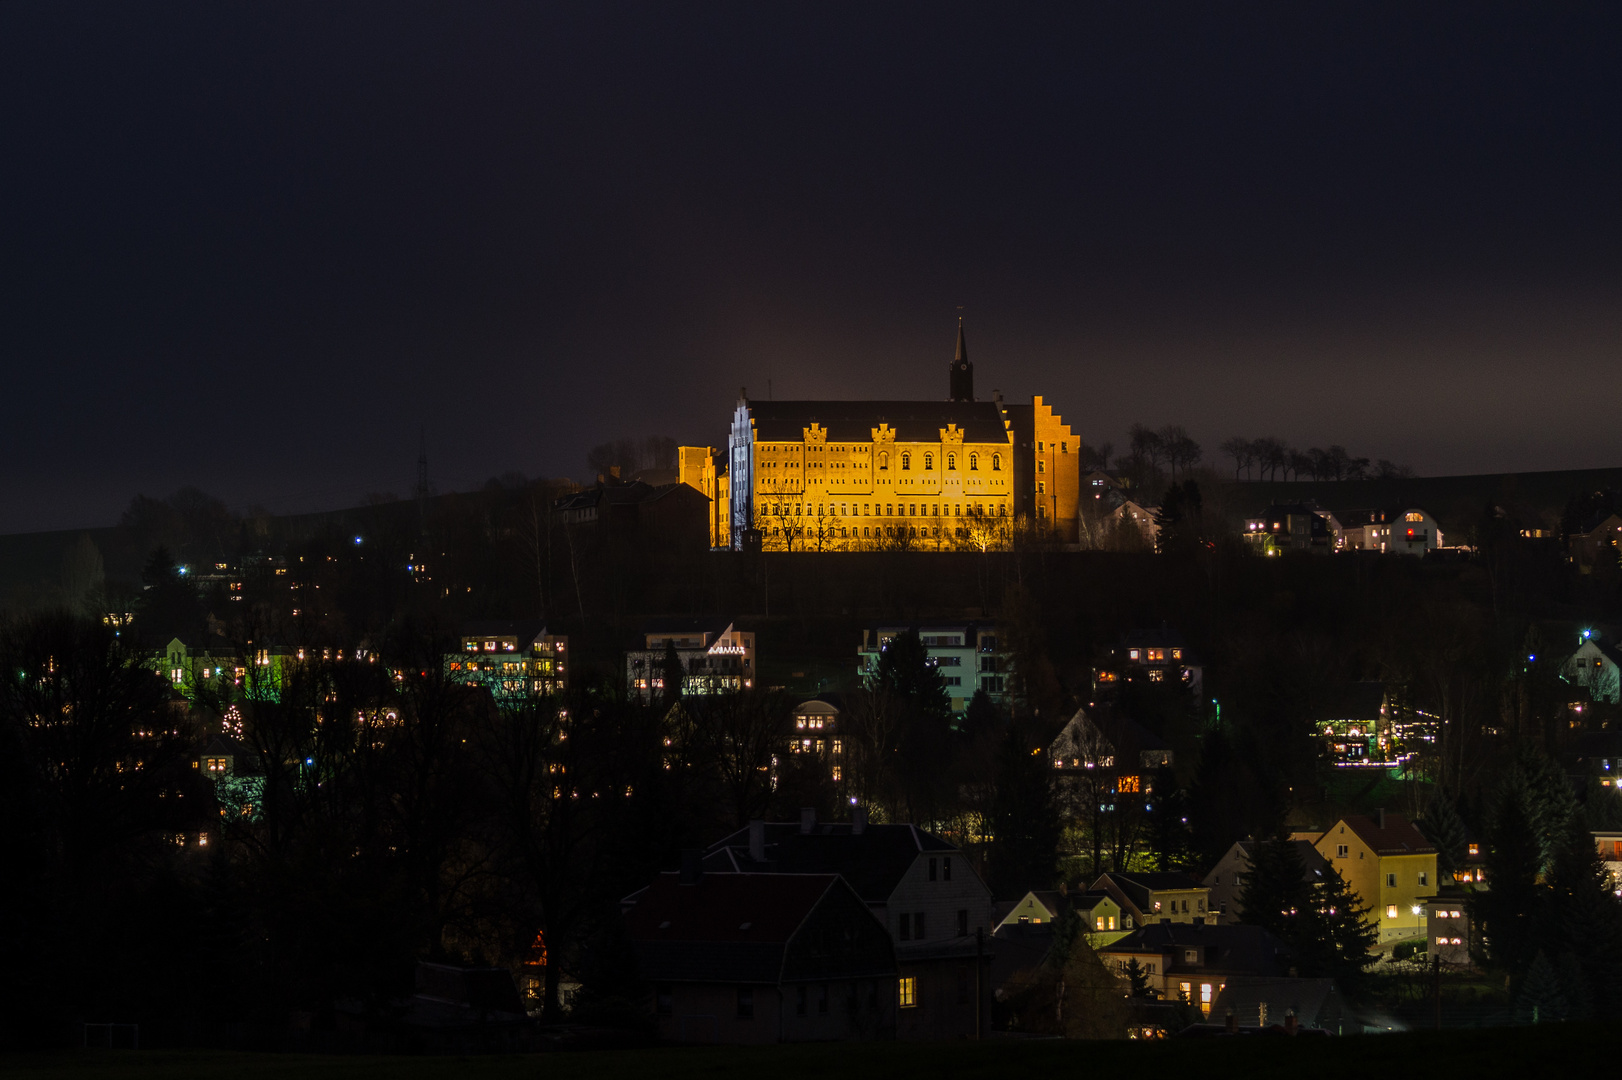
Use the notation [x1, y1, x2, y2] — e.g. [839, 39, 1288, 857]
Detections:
[975, 926, 984, 1040]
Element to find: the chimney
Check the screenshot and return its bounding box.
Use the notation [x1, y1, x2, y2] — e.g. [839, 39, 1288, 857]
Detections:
[748, 819, 765, 862]
[1284, 1009, 1298, 1036]
[1225, 1010, 1237, 1035]
[679, 849, 703, 885]
[1376, 807, 1386, 830]
[851, 804, 867, 835]
[800, 807, 816, 835]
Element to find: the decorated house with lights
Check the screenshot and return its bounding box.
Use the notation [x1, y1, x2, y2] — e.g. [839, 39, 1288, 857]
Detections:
[626, 618, 756, 702]
[446, 620, 568, 701]
[1312, 682, 1391, 766]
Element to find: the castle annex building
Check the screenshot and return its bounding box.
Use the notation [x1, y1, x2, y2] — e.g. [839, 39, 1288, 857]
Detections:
[680, 323, 1081, 551]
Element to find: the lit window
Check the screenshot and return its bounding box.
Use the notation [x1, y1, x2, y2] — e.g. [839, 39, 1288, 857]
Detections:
[1386, 905, 1399, 919]
[898, 977, 916, 1008]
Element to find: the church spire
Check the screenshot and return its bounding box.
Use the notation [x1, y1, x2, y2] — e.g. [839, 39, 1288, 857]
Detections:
[949, 316, 974, 402]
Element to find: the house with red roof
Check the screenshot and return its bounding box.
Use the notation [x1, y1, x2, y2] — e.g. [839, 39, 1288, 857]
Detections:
[1308, 810, 1438, 942]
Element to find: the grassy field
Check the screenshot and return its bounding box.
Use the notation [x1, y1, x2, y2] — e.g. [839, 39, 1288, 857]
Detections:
[1, 1024, 1600, 1080]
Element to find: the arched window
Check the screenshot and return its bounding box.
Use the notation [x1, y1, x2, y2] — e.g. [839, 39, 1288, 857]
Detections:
[969, 453, 979, 471]
[878, 451, 889, 471]
[992, 453, 1002, 471]
[947, 453, 957, 470]
[901, 452, 911, 470]
[924, 452, 934, 470]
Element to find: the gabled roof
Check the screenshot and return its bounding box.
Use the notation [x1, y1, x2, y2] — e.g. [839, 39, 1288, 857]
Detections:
[1097, 922, 1289, 977]
[743, 400, 1011, 444]
[1330, 813, 1436, 856]
[704, 821, 956, 903]
[1212, 976, 1344, 1029]
[1092, 871, 1205, 919]
[623, 872, 846, 984]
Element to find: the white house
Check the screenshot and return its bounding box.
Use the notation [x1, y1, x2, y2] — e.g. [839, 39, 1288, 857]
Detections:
[1562, 633, 1622, 704]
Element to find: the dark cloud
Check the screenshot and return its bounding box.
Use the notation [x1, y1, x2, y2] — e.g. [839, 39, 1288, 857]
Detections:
[2, 3, 1620, 531]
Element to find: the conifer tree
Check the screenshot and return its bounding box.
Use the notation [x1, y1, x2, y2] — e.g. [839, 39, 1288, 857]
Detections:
[1477, 777, 1543, 976]
[1124, 957, 1153, 998]
[1546, 817, 1622, 1017]
[1419, 789, 1469, 882]
[1518, 950, 1567, 1024]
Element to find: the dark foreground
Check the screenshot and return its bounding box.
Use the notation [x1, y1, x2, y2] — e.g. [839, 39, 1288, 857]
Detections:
[0, 1024, 1595, 1080]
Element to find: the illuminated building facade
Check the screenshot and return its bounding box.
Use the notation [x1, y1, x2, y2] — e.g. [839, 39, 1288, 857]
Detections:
[447, 620, 568, 700]
[680, 323, 1082, 550]
[626, 618, 756, 702]
[856, 622, 1011, 715]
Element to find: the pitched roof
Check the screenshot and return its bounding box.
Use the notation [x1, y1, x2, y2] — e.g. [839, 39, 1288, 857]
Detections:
[622, 872, 840, 984]
[704, 821, 954, 903]
[743, 400, 1010, 444]
[1211, 976, 1344, 1029]
[1098, 922, 1290, 977]
[1334, 813, 1436, 856]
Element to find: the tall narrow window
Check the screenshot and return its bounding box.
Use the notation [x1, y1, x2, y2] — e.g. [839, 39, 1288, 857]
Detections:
[901, 452, 911, 470]
[878, 451, 889, 471]
[898, 977, 916, 1008]
[943, 857, 952, 880]
[969, 453, 979, 471]
[924, 452, 934, 470]
[992, 453, 1002, 471]
[947, 453, 957, 470]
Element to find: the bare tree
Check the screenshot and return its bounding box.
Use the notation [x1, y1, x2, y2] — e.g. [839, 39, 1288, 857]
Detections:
[1220, 437, 1255, 480]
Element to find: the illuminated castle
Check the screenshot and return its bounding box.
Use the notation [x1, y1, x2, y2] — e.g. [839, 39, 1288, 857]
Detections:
[680, 322, 1080, 551]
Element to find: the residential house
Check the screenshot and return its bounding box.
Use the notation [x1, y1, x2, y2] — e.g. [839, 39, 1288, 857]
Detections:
[1340, 508, 1445, 555]
[1594, 830, 1622, 888]
[789, 696, 844, 783]
[1562, 631, 1622, 704]
[1210, 977, 1351, 1034]
[1096, 921, 1290, 1015]
[701, 808, 993, 1040]
[623, 868, 897, 1044]
[1049, 709, 1173, 780]
[1425, 888, 1473, 967]
[447, 621, 568, 701]
[1091, 629, 1204, 695]
[627, 618, 756, 703]
[1309, 811, 1438, 941]
[158, 636, 302, 702]
[1108, 499, 1160, 548]
[1312, 682, 1390, 766]
[856, 622, 1010, 715]
[1203, 840, 1332, 925]
[1091, 871, 1211, 929]
[1568, 512, 1622, 575]
[553, 478, 710, 552]
[1243, 504, 1338, 553]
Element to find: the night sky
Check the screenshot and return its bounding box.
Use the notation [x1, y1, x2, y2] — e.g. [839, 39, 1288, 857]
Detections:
[3, 3, 1620, 533]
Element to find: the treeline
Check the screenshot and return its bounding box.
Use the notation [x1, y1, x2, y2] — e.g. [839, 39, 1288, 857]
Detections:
[1217, 438, 1413, 483]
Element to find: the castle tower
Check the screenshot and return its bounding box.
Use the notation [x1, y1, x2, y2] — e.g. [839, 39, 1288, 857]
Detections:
[949, 318, 974, 402]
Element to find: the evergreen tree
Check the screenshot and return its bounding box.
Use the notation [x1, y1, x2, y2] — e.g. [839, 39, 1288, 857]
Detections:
[1305, 866, 1378, 993]
[1124, 957, 1153, 998]
[1236, 837, 1306, 940]
[987, 724, 1060, 896]
[1545, 817, 1622, 1017]
[1419, 788, 1470, 882]
[1146, 776, 1196, 873]
[1477, 776, 1544, 977]
[1517, 950, 1567, 1024]
[660, 640, 684, 714]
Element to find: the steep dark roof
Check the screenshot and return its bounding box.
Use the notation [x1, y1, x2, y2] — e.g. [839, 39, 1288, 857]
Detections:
[705, 821, 953, 903]
[623, 872, 839, 984]
[1099, 922, 1290, 977]
[1093, 871, 1204, 916]
[743, 400, 1010, 444]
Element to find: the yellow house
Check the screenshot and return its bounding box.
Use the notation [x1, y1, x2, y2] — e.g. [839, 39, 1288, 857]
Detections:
[1311, 811, 1438, 942]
